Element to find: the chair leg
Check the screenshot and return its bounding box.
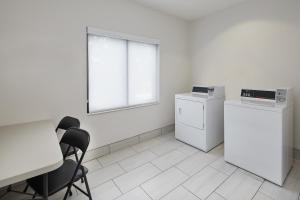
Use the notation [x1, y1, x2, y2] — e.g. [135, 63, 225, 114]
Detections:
[83, 173, 92, 200]
[32, 192, 37, 199]
[63, 185, 72, 200]
[23, 184, 29, 193]
[74, 151, 85, 183]
[6, 185, 11, 192]
[0, 186, 10, 199]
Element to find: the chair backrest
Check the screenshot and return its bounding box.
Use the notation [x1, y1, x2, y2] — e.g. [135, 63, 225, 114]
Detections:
[60, 128, 90, 155]
[60, 128, 90, 190]
[55, 116, 80, 132]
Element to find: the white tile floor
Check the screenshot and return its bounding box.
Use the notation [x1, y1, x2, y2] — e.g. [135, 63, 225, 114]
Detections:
[1, 132, 300, 200]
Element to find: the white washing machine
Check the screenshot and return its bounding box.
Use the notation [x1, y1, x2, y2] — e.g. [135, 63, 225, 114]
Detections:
[224, 88, 293, 186]
[175, 86, 225, 152]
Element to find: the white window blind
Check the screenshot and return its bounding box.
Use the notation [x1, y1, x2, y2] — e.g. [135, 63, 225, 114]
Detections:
[87, 28, 160, 114]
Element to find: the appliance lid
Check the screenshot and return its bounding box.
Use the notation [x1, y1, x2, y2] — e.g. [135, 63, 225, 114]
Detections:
[225, 100, 285, 112]
[175, 93, 208, 101]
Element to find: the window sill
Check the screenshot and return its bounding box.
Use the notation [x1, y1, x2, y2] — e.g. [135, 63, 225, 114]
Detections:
[87, 101, 160, 115]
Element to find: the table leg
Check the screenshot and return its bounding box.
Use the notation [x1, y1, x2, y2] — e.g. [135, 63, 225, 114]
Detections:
[43, 173, 48, 200]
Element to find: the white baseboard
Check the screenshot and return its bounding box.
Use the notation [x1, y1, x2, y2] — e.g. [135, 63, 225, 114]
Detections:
[294, 148, 300, 161]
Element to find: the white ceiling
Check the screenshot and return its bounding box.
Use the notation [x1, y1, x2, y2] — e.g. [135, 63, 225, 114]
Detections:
[131, 0, 250, 20]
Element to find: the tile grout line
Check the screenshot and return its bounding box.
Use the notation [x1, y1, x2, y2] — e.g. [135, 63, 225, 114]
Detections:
[130, 141, 182, 171]
[250, 180, 266, 200]
[140, 185, 154, 200]
[117, 150, 159, 172]
[98, 134, 176, 169]
[117, 152, 155, 173]
[179, 165, 228, 200]
[209, 161, 236, 177]
[214, 167, 266, 200]
[212, 167, 239, 199]
[132, 162, 184, 197]
[176, 154, 220, 178]
[111, 185, 154, 200]
[150, 148, 203, 173]
[98, 148, 138, 167]
[133, 132, 174, 151]
[148, 161, 163, 172]
[154, 147, 202, 173]
[83, 150, 166, 191]
[147, 141, 183, 157]
[147, 147, 224, 194]
[135, 162, 164, 185]
[116, 162, 128, 175]
[140, 171, 188, 200]
[111, 162, 163, 194]
[160, 184, 201, 200]
[80, 164, 127, 191]
[181, 184, 202, 200]
[80, 141, 224, 199]
[74, 179, 121, 199]
[151, 157, 218, 199]
[174, 165, 191, 177]
[119, 158, 202, 198]
[95, 157, 104, 168]
[111, 178, 124, 195]
[150, 151, 188, 171]
[113, 161, 163, 198]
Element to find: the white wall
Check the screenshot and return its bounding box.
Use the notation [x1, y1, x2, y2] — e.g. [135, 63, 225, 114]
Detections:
[190, 0, 300, 149]
[0, 0, 191, 149]
[3, 0, 299, 150]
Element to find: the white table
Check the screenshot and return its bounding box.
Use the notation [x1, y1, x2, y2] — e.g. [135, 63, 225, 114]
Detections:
[0, 120, 63, 199]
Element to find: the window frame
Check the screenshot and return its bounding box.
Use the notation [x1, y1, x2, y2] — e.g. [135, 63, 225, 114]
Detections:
[86, 27, 160, 115]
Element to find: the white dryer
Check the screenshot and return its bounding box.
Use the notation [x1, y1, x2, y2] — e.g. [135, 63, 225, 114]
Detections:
[224, 88, 293, 186]
[175, 86, 225, 152]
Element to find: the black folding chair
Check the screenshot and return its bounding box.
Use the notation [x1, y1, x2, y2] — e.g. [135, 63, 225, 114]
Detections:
[26, 128, 92, 200]
[56, 116, 84, 185]
[23, 116, 82, 194]
[56, 116, 80, 159]
[55, 116, 80, 133]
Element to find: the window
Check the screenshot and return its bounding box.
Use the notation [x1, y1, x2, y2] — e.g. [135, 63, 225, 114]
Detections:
[87, 27, 160, 114]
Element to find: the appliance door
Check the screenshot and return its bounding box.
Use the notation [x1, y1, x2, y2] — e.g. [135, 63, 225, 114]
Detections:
[176, 98, 205, 129]
[224, 104, 283, 185]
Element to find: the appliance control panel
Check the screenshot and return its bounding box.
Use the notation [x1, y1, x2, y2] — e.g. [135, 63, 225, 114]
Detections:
[191, 86, 225, 98]
[240, 88, 289, 106]
[241, 89, 276, 100]
[276, 89, 287, 104]
[192, 86, 214, 96]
